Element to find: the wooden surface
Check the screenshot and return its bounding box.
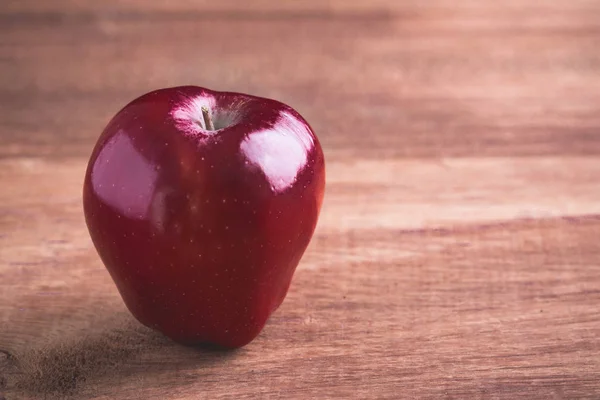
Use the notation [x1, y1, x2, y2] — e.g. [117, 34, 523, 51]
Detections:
[1, 1, 600, 398]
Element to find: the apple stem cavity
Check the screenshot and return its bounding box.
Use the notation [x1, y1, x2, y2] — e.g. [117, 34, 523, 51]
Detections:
[201, 106, 215, 131]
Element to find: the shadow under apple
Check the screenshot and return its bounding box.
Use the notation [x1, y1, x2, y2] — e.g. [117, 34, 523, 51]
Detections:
[3, 312, 238, 399]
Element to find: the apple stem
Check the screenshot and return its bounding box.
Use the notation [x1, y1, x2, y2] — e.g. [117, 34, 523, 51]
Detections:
[201, 106, 215, 131]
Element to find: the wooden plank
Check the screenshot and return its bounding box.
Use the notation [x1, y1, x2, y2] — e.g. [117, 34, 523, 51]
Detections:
[1, 9, 599, 159]
[1, 157, 600, 398]
[2, 0, 600, 14]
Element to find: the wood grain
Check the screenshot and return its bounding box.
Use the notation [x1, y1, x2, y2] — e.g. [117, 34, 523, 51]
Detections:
[1, 1, 600, 399]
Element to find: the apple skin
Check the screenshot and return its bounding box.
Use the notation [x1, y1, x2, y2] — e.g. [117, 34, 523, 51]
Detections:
[83, 86, 325, 348]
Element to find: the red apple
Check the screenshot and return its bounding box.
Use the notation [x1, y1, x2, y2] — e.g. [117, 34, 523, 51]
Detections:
[83, 86, 325, 348]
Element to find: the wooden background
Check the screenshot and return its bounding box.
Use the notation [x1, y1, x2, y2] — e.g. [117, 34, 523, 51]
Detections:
[1, 0, 600, 398]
